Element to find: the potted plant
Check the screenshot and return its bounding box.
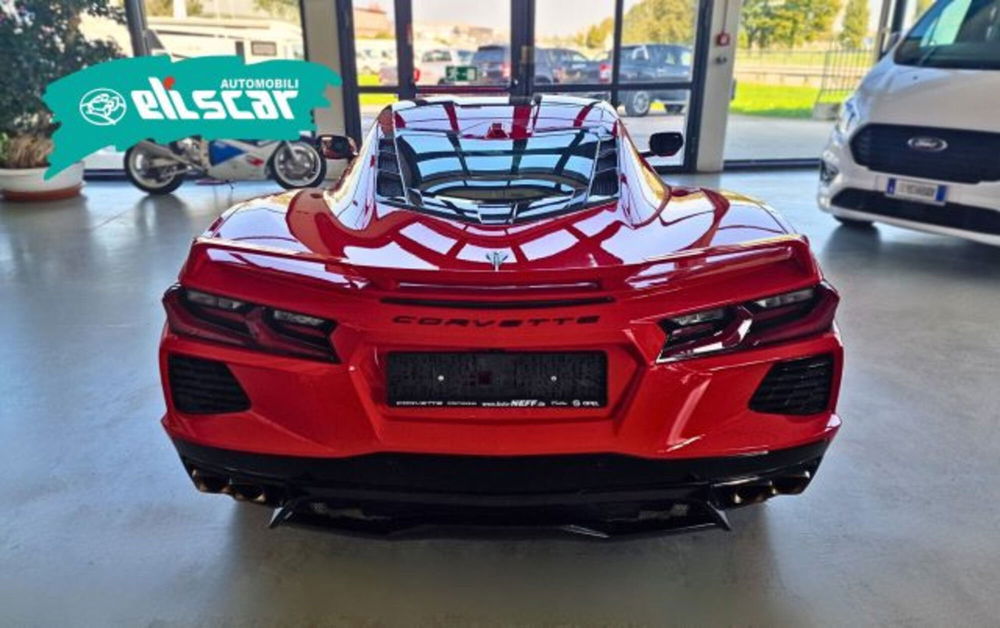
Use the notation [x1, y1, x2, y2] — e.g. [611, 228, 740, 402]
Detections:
[0, 0, 123, 201]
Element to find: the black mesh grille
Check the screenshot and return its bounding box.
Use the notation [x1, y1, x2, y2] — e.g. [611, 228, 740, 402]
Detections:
[591, 171, 618, 196]
[750, 354, 834, 416]
[591, 142, 619, 196]
[851, 124, 1000, 184]
[376, 137, 404, 197]
[168, 355, 250, 414]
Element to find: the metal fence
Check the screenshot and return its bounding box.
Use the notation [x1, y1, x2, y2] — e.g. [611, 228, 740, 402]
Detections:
[815, 46, 875, 107]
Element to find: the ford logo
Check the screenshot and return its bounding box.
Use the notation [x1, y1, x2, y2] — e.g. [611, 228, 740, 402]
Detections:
[907, 136, 948, 152]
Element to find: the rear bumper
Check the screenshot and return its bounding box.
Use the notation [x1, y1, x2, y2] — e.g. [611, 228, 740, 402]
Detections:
[161, 330, 843, 460]
[172, 436, 831, 536]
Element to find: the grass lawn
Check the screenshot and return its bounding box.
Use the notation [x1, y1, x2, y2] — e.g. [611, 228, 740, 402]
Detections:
[354, 74, 827, 119]
[358, 74, 396, 108]
[729, 82, 820, 118]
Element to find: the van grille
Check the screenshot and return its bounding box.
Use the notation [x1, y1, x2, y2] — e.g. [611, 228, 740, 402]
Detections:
[851, 124, 1000, 184]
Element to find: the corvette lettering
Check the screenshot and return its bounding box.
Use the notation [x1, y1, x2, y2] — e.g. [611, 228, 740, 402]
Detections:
[392, 315, 600, 327]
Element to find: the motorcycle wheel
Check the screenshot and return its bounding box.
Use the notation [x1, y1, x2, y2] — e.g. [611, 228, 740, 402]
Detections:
[270, 141, 327, 189]
[124, 144, 186, 195]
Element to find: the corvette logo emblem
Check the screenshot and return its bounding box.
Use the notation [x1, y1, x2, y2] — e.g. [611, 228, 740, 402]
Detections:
[486, 250, 509, 271]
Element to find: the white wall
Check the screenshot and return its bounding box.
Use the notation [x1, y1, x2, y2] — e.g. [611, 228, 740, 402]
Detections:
[301, 0, 349, 178]
[696, 0, 743, 172]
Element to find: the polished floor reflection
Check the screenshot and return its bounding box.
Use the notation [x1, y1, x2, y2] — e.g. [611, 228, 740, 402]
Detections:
[2, 173, 999, 625]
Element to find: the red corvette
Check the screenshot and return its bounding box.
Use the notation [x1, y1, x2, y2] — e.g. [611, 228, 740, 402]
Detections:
[161, 96, 842, 537]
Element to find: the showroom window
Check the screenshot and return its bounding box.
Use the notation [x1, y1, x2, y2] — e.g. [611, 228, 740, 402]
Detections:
[344, 0, 709, 172]
[81, 0, 307, 172]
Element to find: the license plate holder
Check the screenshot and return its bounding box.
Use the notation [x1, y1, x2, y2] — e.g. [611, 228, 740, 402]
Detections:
[886, 177, 947, 205]
[387, 351, 607, 408]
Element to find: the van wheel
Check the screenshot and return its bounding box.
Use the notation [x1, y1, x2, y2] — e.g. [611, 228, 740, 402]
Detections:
[835, 216, 874, 228]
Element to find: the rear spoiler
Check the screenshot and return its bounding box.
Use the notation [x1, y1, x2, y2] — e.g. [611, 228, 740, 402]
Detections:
[182, 234, 819, 296]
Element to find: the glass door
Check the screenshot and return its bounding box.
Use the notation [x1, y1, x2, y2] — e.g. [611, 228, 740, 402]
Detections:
[530, 0, 707, 170]
[344, 0, 711, 171]
[411, 0, 514, 95]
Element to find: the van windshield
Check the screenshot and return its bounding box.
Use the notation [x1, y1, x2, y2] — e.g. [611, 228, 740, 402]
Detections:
[896, 0, 1000, 70]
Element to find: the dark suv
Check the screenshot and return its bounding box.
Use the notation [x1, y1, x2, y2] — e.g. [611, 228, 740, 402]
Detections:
[613, 44, 692, 116]
[470, 45, 559, 86]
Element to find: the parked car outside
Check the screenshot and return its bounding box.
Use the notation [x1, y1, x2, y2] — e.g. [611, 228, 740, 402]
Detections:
[612, 44, 692, 116]
[470, 44, 560, 85]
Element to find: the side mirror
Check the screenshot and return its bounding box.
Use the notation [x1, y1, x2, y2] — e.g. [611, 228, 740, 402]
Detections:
[317, 134, 357, 160]
[646, 131, 684, 157]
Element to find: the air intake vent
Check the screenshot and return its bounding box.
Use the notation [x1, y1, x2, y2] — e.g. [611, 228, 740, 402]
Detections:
[168, 354, 250, 414]
[376, 137, 405, 198]
[591, 140, 619, 196]
[591, 171, 618, 196]
[750, 354, 834, 416]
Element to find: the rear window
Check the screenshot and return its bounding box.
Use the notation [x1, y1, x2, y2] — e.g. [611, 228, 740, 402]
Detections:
[473, 46, 507, 63]
[896, 0, 1000, 70]
[379, 128, 618, 224]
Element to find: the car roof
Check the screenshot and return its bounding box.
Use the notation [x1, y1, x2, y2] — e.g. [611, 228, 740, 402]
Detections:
[388, 95, 619, 135]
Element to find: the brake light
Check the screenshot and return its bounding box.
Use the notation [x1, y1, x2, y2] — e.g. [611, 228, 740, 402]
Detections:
[598, 62, 611, 83]
[657, 283, 838, 363]
[501, 62, 510, 79]
[413, 67, 421, 82]
[163, 286, 339, 362]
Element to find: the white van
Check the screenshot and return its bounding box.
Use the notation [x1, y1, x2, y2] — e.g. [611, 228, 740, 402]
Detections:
[818, 0, 1000, 245]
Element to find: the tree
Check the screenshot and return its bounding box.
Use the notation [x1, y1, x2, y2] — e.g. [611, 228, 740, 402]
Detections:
[772, 0, 841, 48]
[584, 17, 614, 50]
[0, 0, 123, 137]
[839, 0, 869, 48]
[253, 0, 299, 21]
[145, 0, 204, 17]
[622, 0, 696, 45]
[742, 0, 842, 49]
[742, 0, 781, 50]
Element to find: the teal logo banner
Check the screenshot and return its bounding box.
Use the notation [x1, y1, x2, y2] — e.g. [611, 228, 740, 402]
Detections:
[43, 55, 341, 178]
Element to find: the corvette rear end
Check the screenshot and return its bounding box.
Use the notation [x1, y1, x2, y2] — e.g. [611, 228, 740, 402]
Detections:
[160, 96, 842, 537]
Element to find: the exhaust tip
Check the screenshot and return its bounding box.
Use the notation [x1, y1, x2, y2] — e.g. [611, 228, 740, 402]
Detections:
[230, 483, 266, 503]
[189, 468, 227, 493]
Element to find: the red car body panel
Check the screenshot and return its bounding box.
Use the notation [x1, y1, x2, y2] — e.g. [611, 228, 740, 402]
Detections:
[159, 97, 842, 533]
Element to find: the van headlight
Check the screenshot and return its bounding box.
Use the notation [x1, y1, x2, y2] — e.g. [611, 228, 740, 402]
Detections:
[834, 97, 859, 141]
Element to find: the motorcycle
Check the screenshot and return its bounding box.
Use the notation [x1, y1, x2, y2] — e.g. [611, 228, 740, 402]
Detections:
[123, 137, 326, 195]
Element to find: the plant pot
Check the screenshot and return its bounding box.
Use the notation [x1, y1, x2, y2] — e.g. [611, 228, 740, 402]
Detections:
[0, 162, 84, 201]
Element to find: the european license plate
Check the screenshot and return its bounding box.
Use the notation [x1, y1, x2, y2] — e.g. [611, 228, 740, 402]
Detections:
[886, 177, 947, 205]
[387, 351, 607, 408]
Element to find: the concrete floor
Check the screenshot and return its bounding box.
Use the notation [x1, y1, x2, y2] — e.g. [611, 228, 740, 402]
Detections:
[2, 172, 999, 626]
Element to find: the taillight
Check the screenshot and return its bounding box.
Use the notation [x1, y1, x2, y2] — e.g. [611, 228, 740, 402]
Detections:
[413, 67, 421, 82]
[501, 62, 510, 79]
[598, 62, 611, 83]
[163, 286, 339, 362]
[657, 283, 838, 363]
